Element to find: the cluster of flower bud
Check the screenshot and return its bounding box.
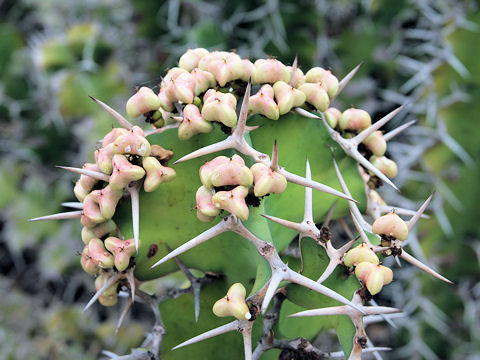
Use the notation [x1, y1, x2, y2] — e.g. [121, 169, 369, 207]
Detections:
[372, 211, 409, 246]
[212, 283, 251, 321]
[73, 126, 176, 300]
[325, 106, 398, 180]
[195, 155, 287, 222]
[343, 243, 393, 295]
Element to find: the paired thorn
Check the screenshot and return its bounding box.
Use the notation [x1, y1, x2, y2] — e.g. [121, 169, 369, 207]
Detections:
[56, 165, 110, 182]
[89, 96, 133, 129]
[116, 296, 133, 334]
[407, 192, 435, 231]
[383, 120, 416, 142]
[270, 141, 279, 171]
[127, 182, 141, 254]
[288, 55, 298, 87]
[316, 237, 357, 283]
[126, 267, 136, 303]
[83, 272, 123, 312]
[399, 249, 453, 284]
[28, 210, 83, 222]
[144, 123, 179, 137]
[61, 202, 84, 209]
[331, 62, 364, 102]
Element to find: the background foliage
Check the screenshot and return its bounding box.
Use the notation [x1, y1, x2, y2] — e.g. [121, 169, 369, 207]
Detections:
[0, 0, 479, 359]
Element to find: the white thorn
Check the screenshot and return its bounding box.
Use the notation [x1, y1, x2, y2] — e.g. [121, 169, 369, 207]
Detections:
[173, 137, 234, 164]
[261, 272, 283, 313]
[234, 81, 251, 138]
[145, 123, 179, 137]
[349, 209, 373, 246]
[89, 96, 133, 129]
[127, 184, 140, 254]
[115, 296, 133, 334]
[261, 214, 306, 234]
[304, 158, 313, 222]
[351, 148, 399, 191]
[28, 211, 83, 221]
[289, 306, 349, 317]
[383, 120, 416, 142]
[56, 165, 110, 182]
[271, 140, 279, 171]
[378, 205, 429, 218]
[83, 272, 122, 312]
[400, 249, 453, 284]
[407, 192, 434, 231]
[369, 299, 397, 328]
[332, 62, 364, 101]
[61, 202, 84, 209]
[294, 107, 321, 119]
[150, 220, 228, 268]
[279, 168, 357, 203]
[172, 321, 239, 350]
[352, 105, 405, 145]
[242, 322, 253, 360]
[316, 258, 340, 284]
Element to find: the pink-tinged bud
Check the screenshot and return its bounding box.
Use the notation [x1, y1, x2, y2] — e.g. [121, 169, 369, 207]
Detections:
[190, 68, 216, 96]
[273, 81, 306, 115]
[372, 212, 408, 241]
[212, 283, 251, 320]
[142, 156, 176, 192]
[178, 48, 209, 71]
[209, 156, 253, 188]
[88, 238, 114, 269]
[240, 59, 255, 82]
[150, 145, 174, 164]
[248, 84, 279, 120]
[158, 88, 174, 112]
[343, 244, 379, 267]
[112, 126, 151, 157]
[305, 67, 339, 98]
[368, 190, 386, 206]
[253, 59, 290, 84]
[178, 104, 214, 140]
[74, 181, 89, 202]
[355, 262, 393, 295]
[363, 131, 387, 156]
[339, 108, 371, 132]
[95, 272, 119, 297]
[197, 51, 243, 86]
[250, 163, 287, 197]
[369, 155, 398, 178]
[126, 87, 161, 118]
[104, 237, 136, 272]
[201, 90, 237, 128]
[198, 51, 241, 71]
[165, 72, 196, 104]
[196, 186, 221, 218]
[91, 185, 124, 219]
[95, 143, 115, 175]
[196, 209, 216, 222]
[287, 66, 306, 88]
[102, 128, 128, 148]
[212, 185, 250, 221]
[325, 107, 341, 129]
[199, 156, 231, 188]
[298, 83, 330, 112]
[109, 154, 146, 191]
[83, 192, 107, 226]
[81, 220, 117, 245]
[81, 246, 99, 275]
[162, 67, 189, 86]
[78, 163, 102, 196]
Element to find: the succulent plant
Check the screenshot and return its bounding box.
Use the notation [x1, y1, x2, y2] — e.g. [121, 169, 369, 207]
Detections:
[29, 47, 458, 360]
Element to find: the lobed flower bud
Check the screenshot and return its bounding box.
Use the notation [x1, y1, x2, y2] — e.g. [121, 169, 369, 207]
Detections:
[178, 48, 209, 71]
[95, 143, 115, 175]
[212, 185, 250, 221]
[109, 154, 146, 191]
[197, 51, 244, 86]
[87, 238, 114, 269]
[252, 59, 290, 84]
[248, 84, 279, 120]
[104, 237, 136, 272]
[372, 212, 408, 241]
[90, 185, 124, 220]
[190, 68, 216, 96]
[102, 128, 128, 148]
[324, 107, 342, 129]
[287, 66, 306, 88]
[339, 108, 371, 132]
[298, 83, 330, 112]
[81, 219, 117, 245]
[369, 155, 398, 178]
[82, 192, 107, 226]
[178, 104, 214, 140]
[162, 67, 189, 87]
[250, 163, 287, 197]
[199, 156, 230, 188]
[343, 243, 379, 267]
[212, 283, 251, 320]
[305, 67, 339, 98]
[165, 72, 196, 104]
[201, 89, 237, 128]
[240, 59, 255, 82]
[158, 88, 175, 112]
[81, 246, 99, 275]
[208, 155, 253, 188]
[355, 262, 393, 295]
[273, 81, 306, 115]
[196, 186, 221, 220]
[142, 156, 176, 192]
[112, 126, 151, 157]
[126, 87, 161, 118]
[363, 131, 387, 156]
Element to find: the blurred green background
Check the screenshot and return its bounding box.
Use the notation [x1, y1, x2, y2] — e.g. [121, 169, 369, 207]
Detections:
[0, 0, 479, 359]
